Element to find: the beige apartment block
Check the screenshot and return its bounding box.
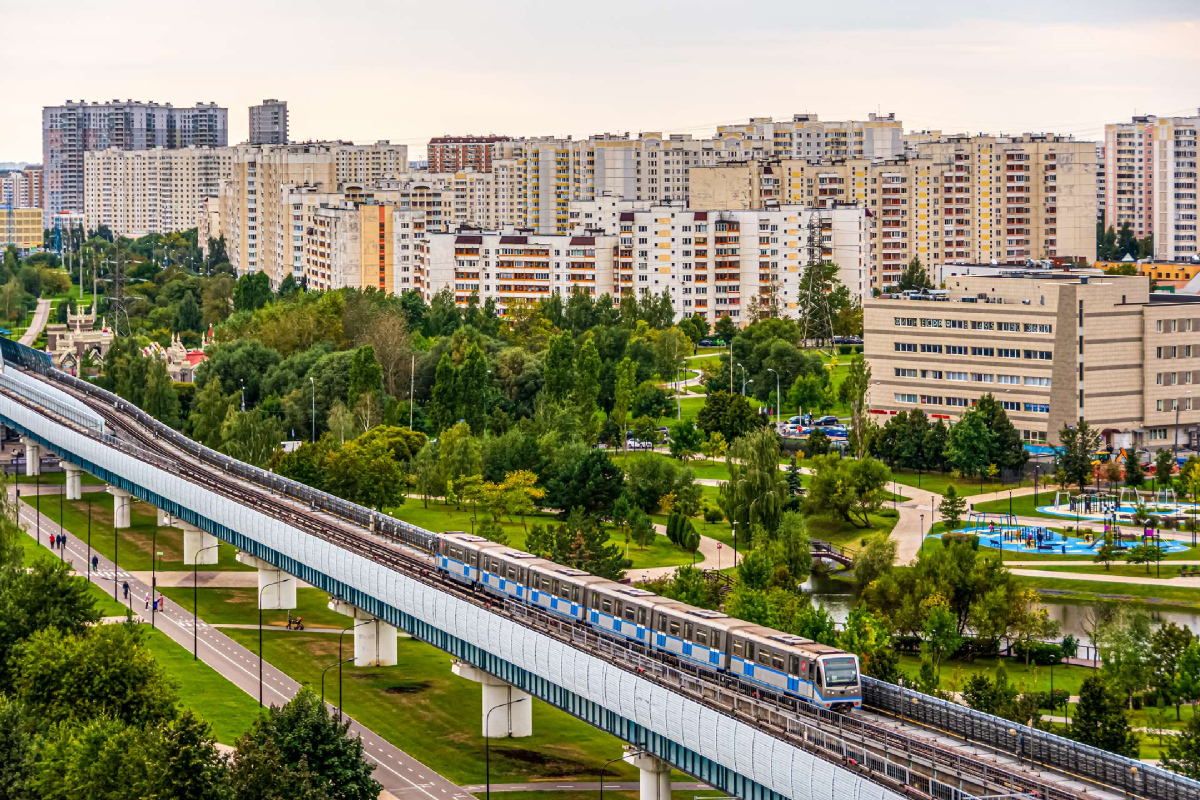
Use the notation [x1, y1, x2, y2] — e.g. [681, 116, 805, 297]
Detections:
[865, 271, 1200, 450]
[0, 207, 44, 251]
[375, 171, 497, 231]
[716, 112, 904, 161]
[692, 134, 1097, 293]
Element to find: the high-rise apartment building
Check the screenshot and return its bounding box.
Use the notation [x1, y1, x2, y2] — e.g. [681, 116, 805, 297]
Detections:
[42, 100, 228, 225]
[428, 136, 509, 172]
[1, 166, 43, 209]
[1096, 144, 1106, 223]
[301, 203, 426, 293]
[332, 141, 408, 184]
[249, 99, 289, 145]
[83, 147, 231, 237]
[1104, 112, 1200, 261]
[692, 133, 1097, 291]
[0, 207, 44, 251]
[865, 271, 1200, 451]
[716, 113, 904, 161]
[376, 171, 498, 231]
[568, 199, 867, 321]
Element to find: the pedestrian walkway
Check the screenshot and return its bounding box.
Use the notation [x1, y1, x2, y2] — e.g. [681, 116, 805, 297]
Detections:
[17, 297, 51, 346]
[458, 781, 712, 793]
[10, 486, 474, 800]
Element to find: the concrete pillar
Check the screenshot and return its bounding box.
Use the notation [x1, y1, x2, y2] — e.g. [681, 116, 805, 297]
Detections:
[63, 463, 82, 500]
[21, 438, 39, 476]
[628, 751, 672, 800]
[107, 486, 131, 528]
[180, 522, 219, 565]
[327, 598, 400, 666]
[157, 508, 175, 526]
[236, 553, 297, 609]
[452, 661, 533, 738]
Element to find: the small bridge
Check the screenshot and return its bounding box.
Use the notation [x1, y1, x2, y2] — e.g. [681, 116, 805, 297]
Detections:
[810, 539, 854, 568]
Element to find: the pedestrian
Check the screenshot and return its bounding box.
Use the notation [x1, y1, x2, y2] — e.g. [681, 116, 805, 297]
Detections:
[91, 555, 98, 571]
[122, 581, 129, 600]
[144, 592, 150, 610]
[158, 594, 166, 613]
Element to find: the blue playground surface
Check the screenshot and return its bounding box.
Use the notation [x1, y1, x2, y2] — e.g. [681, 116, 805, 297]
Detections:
[932, 526, 1190, 555]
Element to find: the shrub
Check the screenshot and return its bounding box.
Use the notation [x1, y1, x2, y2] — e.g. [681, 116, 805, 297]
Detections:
[1011, 641, 1063, 666]
[838, 344, 852, 355]
[703, 505, 724, 523]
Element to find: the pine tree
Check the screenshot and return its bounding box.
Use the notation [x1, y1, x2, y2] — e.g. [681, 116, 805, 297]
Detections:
[173, 291, 203, 333]
[939, 484, 966, 529]
[142, 359, 181, 428]
[543, 332, 576, 403]
[1069, 673, 1139, 757]
[573, 335, 602, 434]
[428, 353, 459, 433]
[458, 343, 490, 434]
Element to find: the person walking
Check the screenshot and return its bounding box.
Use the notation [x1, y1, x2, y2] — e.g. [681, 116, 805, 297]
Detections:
[91, 555, 98, 571]
[122, 581, 129, 600]
[158, 594, 166, 613]
[144, 592, 150, 610]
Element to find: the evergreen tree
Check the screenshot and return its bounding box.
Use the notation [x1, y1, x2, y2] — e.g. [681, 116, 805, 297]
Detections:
[173, 291, 203, 333]
[1069, 673, 1139, 757]
[142, 359, 182, 428]
[939, 484, 967, 529]
[277, 273, 301, 298]
[458, 343, 490, 435]
[233, 271, 272, 312]
[346, 345, 384, 412]
[543, 332, 575, 403]
[1058, 420, 1101, 491]
[428, 353, 459, 433]
[187, 376, 232, 448]
[975, 393, 1028, 472]
[897, 257, 932, 291]
[1124, 448, 1146, 488]
[573, 335, 602, 433]
[612, 357, 637, 450]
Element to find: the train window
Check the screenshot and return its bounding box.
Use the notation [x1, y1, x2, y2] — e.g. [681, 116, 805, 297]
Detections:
[772, 654, 784, 670]
[669, 621, 681, 636]
[624, 605, 636, 622]
[560, 584, 571, 599]
[637, 608, 646, 625]
[601, 599, 613, 614]
[758, 648, 771, 666]
[712, 632, 721, 650]
[790, 656, 800, 675]
[733, 640, 744, 658]
[572, 587, 580, 602]
[695, 630, 708, 646]
[684, 622, 693, 639]
[507, 567, 517, 580]
[614, 600, 623, 617]
[551, 579, 559, 594]
[658, 614, 667, 630]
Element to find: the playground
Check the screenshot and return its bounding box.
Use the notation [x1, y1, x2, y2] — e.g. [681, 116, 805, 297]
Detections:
[1034, 488, 1200, 524]
[935, 510, 1191, 555]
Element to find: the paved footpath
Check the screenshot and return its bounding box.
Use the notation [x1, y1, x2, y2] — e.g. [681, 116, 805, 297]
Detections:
[17, 297, 51, 346]
[12, 488, 473, 800]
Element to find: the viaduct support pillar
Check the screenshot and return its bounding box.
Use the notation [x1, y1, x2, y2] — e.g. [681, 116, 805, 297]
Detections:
[328, 598, 400, 666]
[21, 438, 39, 476]
[107, 486, 131, 529]
[180, 522, 219, 565]
[629, 751, 672, 800]
[63, 463, 82, 500]
[452, 661, 532, 738]
[236, 553, 297, 609]
[157, 508, 175, 526]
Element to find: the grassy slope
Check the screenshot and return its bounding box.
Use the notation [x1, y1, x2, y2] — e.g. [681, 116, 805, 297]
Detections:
[158, 586, 351, 629]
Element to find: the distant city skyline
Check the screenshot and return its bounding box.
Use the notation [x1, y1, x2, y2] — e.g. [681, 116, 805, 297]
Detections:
[3, 0, 1196, 161]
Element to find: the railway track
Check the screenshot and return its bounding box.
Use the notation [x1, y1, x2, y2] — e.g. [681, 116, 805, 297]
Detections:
[5, 367, 1170, 800]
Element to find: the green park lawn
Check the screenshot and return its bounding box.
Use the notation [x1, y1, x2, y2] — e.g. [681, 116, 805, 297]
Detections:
[158, 586, 351, 630]
[222, 629, 644, 785]
[23, 493, 250, 572]
[889, 469, 1025, 498]
[896, 653, 1089, 698]
[12, 472, 105, 486]
[388, 502, 695, 570]
[1015, 573, 1200, 609]
[142, 627, 263, 745]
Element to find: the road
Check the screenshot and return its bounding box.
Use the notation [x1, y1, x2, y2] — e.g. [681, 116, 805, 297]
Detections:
[18, 298, 52, 346]
[11, 487, 474, 800]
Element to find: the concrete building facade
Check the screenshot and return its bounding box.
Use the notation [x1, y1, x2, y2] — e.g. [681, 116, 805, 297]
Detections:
[428, 136, 510, 173]
[864, 271, 1200, 451]
[1, 166, 43, 209]
[0, 207, 44, 251]
[42, 100, 228, 225]
[716, 112, 904, 161]
[249, 99, 289, 145]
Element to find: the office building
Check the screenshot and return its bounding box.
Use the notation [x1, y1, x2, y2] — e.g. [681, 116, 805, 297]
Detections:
[42, 100, 228, 225]
[692, 133, 1098, 291]
[0, 207, 44, 251]
[428, 136, 509, 173]
[83, 147, 231, 237]
[865, 271, 1200, 450]
[1, 165, 43, 209]
[249, 99, 288, 145]
[569, 199, 868, 321]
[421, 229, 619, 312]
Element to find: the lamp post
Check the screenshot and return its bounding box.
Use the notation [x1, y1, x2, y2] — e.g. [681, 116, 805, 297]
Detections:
[1008, 489, 1013, 520]
[485, 697, 527, 800]
[1034, 464, 1040, 507]
[35, 469, 40, 545]
[258, 578, 287, 707]
[58, 479, 64, 561]
[322, 656, 355, 706]
[339, 618, 373, 720]
[86, 493, 92, 582]
[737, 363, 746, 396]
[768, 368, 779, 426]
[151, 525, 158, 628]
[731, 522, 738, 570]
[599, 750, 644, 800]
[113, 502, 119, 601]
[193, 543, 221, 659]
[309, 376, 316, 443]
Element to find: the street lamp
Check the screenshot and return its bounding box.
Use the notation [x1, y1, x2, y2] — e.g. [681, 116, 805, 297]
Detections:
[485, 697, 528, 800]
[599, 749, 644, 800]
[731, 522, 738, 569]
[767, 368, 779, 426]
[193, 542, 221, 659]
[322, 656, 355, 705]
[737, 363, 746, 396]
[86, 493, 93, 582]
[58, 478, 64, 562]
[151, 524, 158, 628]
[259, 578, 288, 706]
[240, 379, 246, 413]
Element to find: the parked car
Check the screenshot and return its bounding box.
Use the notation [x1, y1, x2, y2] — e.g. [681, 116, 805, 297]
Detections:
[698, 338, 726, 348]
[814, 415, 841, 428]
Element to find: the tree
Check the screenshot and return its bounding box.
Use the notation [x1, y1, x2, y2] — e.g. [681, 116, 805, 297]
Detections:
[157, 709, 232, 800]
[278, 273, 301, 298]
[1163, 712, 1200, 778]
[839, 606, 898, 682]
[852, 536, 896, 589]
[499, 470, 545, 530]
[412, 442, 444, 507]
[187, 376, 232, 449]
[719, 428, 789, 533]
[1150, 622, 1194, 719]
[573, 335, 602, 435]
[939, 484, 966, 530]
[323, 440, 405, 509]
[543, 332, 575, 403]
[975, 394, 1027, 473]
[1093, 538, 1120, 571]
[1059, 421, 1102, 492]
[1124, 448, 1146, 488]
[173, 290, 204, 333]
[457, 343, 491, 435]
[897, 257, 932, 291]
[428, 353, 459, 434]
[142, 359, 182, 428]
[612, 357, 637, 451]
[944, 409, 994, 478]
[0, 558, 101, 686]
[233, 271, 273, 312]
[233, 687, 380, 800]
[1155, 447, 1176, 491]
[219, 408, 282, 468]
[1010, 589, 1060, 665]
[669, 420, 703, 461]
[1095, 606, 1152, 707]
[347, 345, 384, 415]
[696, 390, 766, 443]
[920, 599, 961, 677]
[1070, 673, 1139, 757]
[545, 449, 625, 519]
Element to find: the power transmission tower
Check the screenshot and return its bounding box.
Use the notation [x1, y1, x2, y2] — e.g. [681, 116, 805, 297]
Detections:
[798, 214, 835, 351]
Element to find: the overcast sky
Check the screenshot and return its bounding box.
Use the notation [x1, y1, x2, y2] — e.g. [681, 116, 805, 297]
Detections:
[3, 0, 1197, 162]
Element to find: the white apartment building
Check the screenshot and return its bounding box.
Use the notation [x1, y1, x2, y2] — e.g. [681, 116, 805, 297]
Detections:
[568, 199, 868, 322]
[716, 113, 904, 161]
[84, 147, 231, 237]
[332, 141, 408, 184]
[421, 229, 618, 313]
[1104, 112, 1199, 261]
[375, 171, 497, 231]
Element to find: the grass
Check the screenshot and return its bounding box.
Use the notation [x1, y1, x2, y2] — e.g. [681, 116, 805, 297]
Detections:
[889, 469, 1025, 498]
[142, 627, 263, 745]
[223, 629, 644, 785]
[389, 502, 694, 570]
[159, 586, 351, 629]
[611, 453, 730, 483]
[23, 494, 250, 573]
[1016, 574, 1200, 609]
[897, 653, 1090, 697]
[12, 472, 105, 485]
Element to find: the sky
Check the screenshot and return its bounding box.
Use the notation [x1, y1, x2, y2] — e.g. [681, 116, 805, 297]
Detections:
[2, 0, 1198, 162]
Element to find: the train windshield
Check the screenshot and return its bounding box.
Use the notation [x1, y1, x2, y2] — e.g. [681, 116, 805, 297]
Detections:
[822, 657, 859, 687]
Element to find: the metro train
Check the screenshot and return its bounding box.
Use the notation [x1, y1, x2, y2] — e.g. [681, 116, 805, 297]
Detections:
[437, 532, 862, 712]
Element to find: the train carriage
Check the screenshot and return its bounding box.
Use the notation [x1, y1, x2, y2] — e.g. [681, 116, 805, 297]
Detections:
[585, 583, 676, 647]
[728, 628, 861, 711]
[525, 562, 608, 622]
[478, 548, 543, 602]
[438, 532, 503, 584]
[651, 606, 754, 672]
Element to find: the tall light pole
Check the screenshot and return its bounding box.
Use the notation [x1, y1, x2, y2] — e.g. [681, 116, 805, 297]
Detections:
[309, 376, 316, 443]
[258, 578, 287, 707]
[240, 379, 246, 413]
[322, 656, 354, 705]
[193, 543, 221, 659]
[599, 750, 644, 800]
[768, 368, 779, 425]
[486, 697, 527, 800]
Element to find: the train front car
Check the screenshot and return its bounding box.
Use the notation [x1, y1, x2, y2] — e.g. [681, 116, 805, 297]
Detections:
[818, 652, 863, 712]
[729, 630, 862, 711]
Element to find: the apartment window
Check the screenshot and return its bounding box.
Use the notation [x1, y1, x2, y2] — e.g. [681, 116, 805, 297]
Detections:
[998, 348, 1020, 358]
[997, 322, 1021, 332]
[1157, 372, 1165, 386]
[920, 318, 942, 328]
[1024, 376, 1052, 387]
[970, 320, 995, 331]
[920, 395, 943, 405]
[947, 371, 969, 381]
[1157, 399, 1165, 412]
[971, 373, 995, 383]
[894, 317, 917, 327]
[1150, 428, 1169, 440]
[1024, 350, 1053, 360]
[895, 393, 918, 404]
[894, 368, 918, 378]
[920, 344, 943, 353]
[970, 347, 995, 357]
[1188, 345, 1194, 358]
[946, 345, 968, 355]
[895, 342, 917, 353]
[946, 397, 970, 407]
[1023, 323, 1053, 334]
[945, 319, 967, 329]
[1023, 403, 1050, 413]
[998, 374, 1020, 385]
[1001, 400, 1020, 411]
[922, 370, 943, 379]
